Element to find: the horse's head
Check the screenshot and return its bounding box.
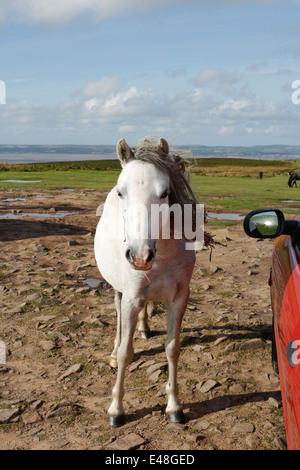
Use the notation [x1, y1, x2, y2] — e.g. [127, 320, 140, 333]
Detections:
[116, 137, 171, 271]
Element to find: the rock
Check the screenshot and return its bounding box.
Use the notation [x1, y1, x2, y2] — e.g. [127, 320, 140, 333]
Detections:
[268, 397, 281, 409]
[232, 423, 255, 434]
[35, 315, 57, 323]
[34, 244, 47, 252]
[49, 207, 56, 213]
[214, 336, 228, 346]
[210, 265, 222, 274]
[51, 438, 70, 449]
[108, 433, 147, 450]
[225, 338, 269, 352]
[274, 436, 287, 450]
[128, 360, 145, 372]
[26, 293, 41, 302]
[247, 269, 258, 276]
[39, 340, 56, 352]
[68, 240, 79, 246]
[149, 369, 162, 383]
[245, 434, 261, 449]
[13, 345, 41, 359]
[57, 363, 83, 382]
[22, 410, 43, 425]
[146, 362, 167, 375]
[197, 379, 220, 393]
[194, 419, 211, 431]
[46, 402, 82, 419]
[0, 408, 21, 424]
[202, 283, 211, 291]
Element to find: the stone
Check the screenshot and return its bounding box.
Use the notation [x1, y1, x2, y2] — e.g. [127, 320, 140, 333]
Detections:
[268, 397, 281, 409]
[68, 240, 79, 246]
[225, 338, 269, 353]
[197, 379, 220, 393]
[57, 363, 83, 382]
[214, 336, 228, 346]
[146, 362, 167, 375]
[0, 408, 21, 424]
[232, 422, 255, 434]
[22, 410, 43, 425]
[13, 345, 41, 359]
[39, 340, 56, 352]
[26, 293, 41, 302]
[148, 369, 162, 383]
[194, 419, 211, 431]
[108, 433, 147, 450]
[245, 434, 261, 449]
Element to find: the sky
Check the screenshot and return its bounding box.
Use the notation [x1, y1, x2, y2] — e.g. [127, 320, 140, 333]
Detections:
[0, 0, 300, 147]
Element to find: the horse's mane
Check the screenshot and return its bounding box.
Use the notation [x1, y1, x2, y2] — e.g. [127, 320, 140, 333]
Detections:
[128, 137, 215, 251]
[130, 136, 197, 209]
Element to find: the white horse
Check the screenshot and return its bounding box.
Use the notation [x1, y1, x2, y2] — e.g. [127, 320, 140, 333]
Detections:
[94, 137, 198, 426]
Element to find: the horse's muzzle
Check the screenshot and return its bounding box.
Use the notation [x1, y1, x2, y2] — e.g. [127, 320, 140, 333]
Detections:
[125, 247, 156, 271]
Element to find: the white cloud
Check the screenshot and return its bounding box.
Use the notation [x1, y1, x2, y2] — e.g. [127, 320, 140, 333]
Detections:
[79, 77, 122, 99]
[1, 75, 299, 145]
[0, 0, 294, 26]
[0, 0, 191, 26]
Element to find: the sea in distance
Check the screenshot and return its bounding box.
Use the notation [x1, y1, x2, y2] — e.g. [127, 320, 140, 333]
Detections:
[1, 144, 300, 164]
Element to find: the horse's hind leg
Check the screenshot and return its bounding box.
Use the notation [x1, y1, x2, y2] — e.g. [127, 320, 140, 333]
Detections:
[137, 303, 151, 339]
[110, 290, 122, 368]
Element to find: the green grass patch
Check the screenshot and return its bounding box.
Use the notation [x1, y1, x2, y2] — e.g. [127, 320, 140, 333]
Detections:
[0, 158, 299, 213]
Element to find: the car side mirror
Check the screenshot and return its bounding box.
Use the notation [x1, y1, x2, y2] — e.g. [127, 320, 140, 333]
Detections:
[243, 209, 285, 239]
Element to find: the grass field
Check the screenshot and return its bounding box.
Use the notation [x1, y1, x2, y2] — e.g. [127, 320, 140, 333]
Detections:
[0, 158, 300, 213]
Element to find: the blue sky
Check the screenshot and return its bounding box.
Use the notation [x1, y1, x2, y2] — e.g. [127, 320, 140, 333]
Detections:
[0, 0, 300, 146]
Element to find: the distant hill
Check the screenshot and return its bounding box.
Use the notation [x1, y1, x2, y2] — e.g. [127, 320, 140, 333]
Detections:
[0, 144, 300, 160]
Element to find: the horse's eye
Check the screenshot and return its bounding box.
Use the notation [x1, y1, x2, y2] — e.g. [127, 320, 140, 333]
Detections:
[160, 189, 169, 199]
[117, 190, 123, 198]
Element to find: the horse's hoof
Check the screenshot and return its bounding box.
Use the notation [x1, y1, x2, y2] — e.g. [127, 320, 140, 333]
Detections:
[108, 414, 125, 427]
[140, 330, 151, 340]
[109, 357, 118, 368]
[167, 410, 185, 423]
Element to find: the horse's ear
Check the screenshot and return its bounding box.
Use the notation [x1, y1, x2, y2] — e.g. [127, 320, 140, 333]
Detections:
[117, 138, 134, 165]
[157, 138, 169, 157]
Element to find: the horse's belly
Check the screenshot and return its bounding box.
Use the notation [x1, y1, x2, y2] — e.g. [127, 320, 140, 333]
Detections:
[94, 219, 124, 292]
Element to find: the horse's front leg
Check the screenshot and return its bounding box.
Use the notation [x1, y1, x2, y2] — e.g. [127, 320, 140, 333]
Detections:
[110, 290, 122, 368]
[108, 296, 142, 426]
[165, 288, 190, 423]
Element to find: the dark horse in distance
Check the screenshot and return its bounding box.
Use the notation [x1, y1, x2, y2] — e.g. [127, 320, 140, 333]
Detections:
[288, 171, 300, 188]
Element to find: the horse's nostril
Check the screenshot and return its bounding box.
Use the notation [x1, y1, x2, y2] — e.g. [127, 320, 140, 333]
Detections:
[146, 248, 156, 264]
[125, 248, 131, 262]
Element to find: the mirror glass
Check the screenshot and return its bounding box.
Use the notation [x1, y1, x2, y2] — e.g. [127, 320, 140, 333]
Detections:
[248, 211, 279, 237]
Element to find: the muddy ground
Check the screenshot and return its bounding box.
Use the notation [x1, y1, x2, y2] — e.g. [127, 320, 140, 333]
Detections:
[0, 187, 287, 450]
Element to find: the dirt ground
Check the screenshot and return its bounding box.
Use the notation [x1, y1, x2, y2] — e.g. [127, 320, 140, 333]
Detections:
[0, 187, 287, 450]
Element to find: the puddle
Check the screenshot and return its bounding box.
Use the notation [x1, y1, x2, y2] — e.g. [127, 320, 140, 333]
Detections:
[0, 211, 79, 219]
[282, 200, 299, 203]
[1, 180, 42, 183]
[62, 188, 76, 192]
[2, 198, 27, 202]
[207, 212, 244, 221]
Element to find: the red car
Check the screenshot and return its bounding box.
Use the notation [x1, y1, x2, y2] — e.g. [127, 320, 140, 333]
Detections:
[244, 209, 300, 450]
